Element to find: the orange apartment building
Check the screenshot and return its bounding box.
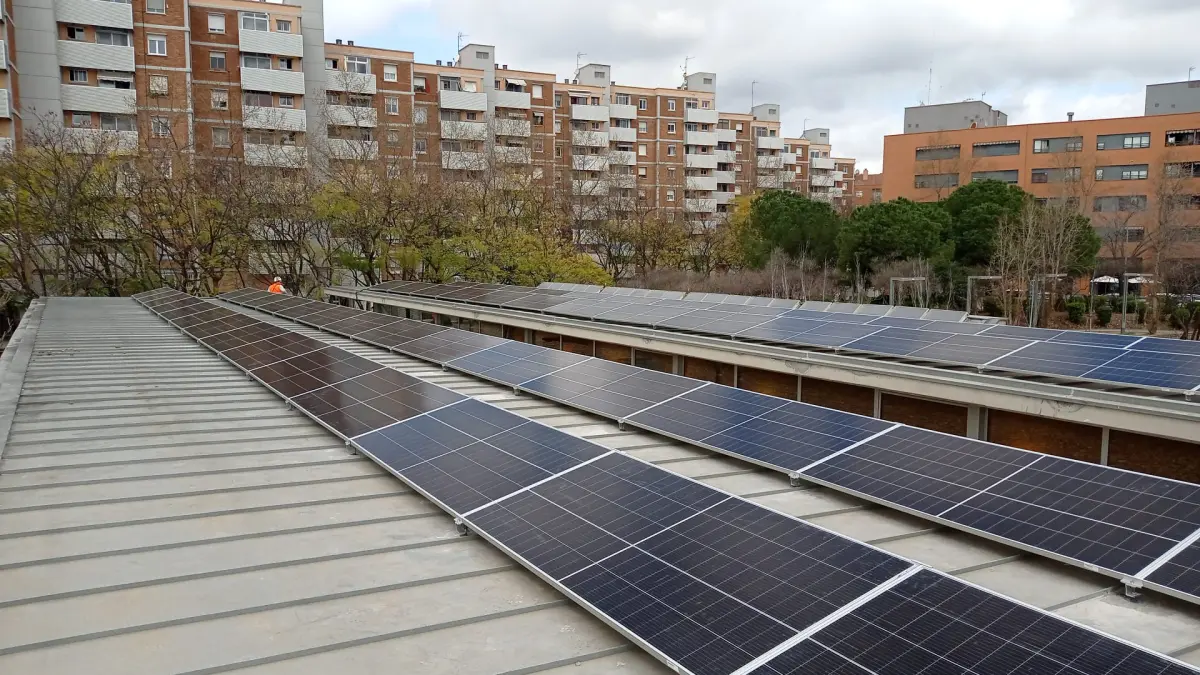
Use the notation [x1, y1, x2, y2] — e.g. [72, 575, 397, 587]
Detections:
[882, 109, 1200, 262]
[853, 168, 884, 208]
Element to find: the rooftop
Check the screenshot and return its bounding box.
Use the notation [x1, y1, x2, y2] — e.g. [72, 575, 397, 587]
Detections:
[2, 297, 1199, 672]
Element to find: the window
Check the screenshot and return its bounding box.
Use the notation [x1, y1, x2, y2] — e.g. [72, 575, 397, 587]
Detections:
[667, 99, 676, 112]
[276, 19, 292, 32]
[279, 95, 293, 108]
[915, 145, 959, 161]
[212, 127, 230, 148]
[413, 107, 427, 124]
[638, 97, 648, 110]
[638, 166, 647, 178]
[615, 93, 630, 105]
[347, 56, 369, 74]
[1093, 196, 1147, 212]
[638, 144, 647, 156]
[349, 94, 371, 108]
[554, 119, 562, 133]
[241, 11, 268, 32]
[66, 26, 85, 41]
[208, 13, 225, 33]
[385, 97, 399, 115]
[667, 122, 676, 134]
[736, 123, 743, 131]
[1121, 167, 1148, 180]
[1033, 139, 1049, 154]
[533, 112, 544, 126]
[666, 189, 675, 202]
[554, 93, 563, 107]
[1066, 140, 1082, 152]
[68, 69, 88, 83]
[96, 30, 130, 46]
[70, 112, 91, 128]
[101, 114, 134, 131]
[555, 144, 562, 158]
[278, 57, 294, 70]
[386, 130, 399, 143]
[383, 64, 397, 82]
[667, 144, 676, 156]
[532, 84, 543, 99]
[413, 76, 426, 92]
[149, 74, 169, 96]
[415, 138, 427, 154]
[147, 34, 167, 57]
[1167, 129, 1198, 146]
[209, 52, 226, 71]
[151, 116, 171, 138]
[243, 91, 272, 107]
[593, 70, 605, 79]
[211, 89, 228, 109]
[440, 76, 461, 91]
[146, 0, 165, 14]
[241, 54, 271, 70]
[1123, 134, 1150, 149]
[702, 100, 710, 109]
[325, 58, 338, 70]
[476, 50, 489, 60]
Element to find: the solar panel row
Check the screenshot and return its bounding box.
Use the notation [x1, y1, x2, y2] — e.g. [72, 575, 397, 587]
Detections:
[362, 281, 1200, 394]
[221, 288, 1200, 612]
[196, 288, 1200, 674]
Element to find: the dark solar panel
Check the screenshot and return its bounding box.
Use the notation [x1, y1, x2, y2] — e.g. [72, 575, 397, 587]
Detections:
[841, 327, 955, 357]
[354, 320, 449, 349]
[865, 316, 932, 329]
[1083, 350, 1200, 391]
[500, 294, 575, 311]
[908, 334, 1031, 366]
[395, 330, 507, 363]
[290, 368, 465, 437]
[987, 341, 1125, 378]
[1133, 337, 1200, 357]
[522, 361, 701, 419]
[1147, 542, 1200, 602]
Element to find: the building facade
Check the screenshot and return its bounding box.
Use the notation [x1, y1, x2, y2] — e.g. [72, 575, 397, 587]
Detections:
[882, 111, 1200, 263]
[853, 168, 883, 208]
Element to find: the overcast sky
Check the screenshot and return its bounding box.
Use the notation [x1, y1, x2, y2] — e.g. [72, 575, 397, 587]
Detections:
[328, 0, 1200, 172]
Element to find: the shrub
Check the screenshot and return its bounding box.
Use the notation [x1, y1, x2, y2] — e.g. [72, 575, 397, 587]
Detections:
[1095, 298, 1113, 327]
[1066, 297, 1087, 325]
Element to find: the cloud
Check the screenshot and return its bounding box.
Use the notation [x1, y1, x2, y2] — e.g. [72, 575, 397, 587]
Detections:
[360, 0, 1200, 170]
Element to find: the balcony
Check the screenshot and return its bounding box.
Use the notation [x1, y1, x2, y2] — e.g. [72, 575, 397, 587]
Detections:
[0, 138, 12, 154]
[239, 29, 304, 58]
[494, 145, 531, 163]
[685, 108, 718, 124]
[442, 151, 487, 170]
[609, 174, 636, 189]
[714, 191, 735, 205]
[609, 103, 638, 119]
[326, 71, 377, 95]
[0, 40, 7, 70]
[831, 170, 845, 181]
[441, 120, 489, 141]
[58, 41, 135, 71]
[715, 149, 737, 164]
[608, 150, 636, 166]
[491, 90, 531, 110]
[572, 129, 608, 147]
[686, 175, 718, 191]
[811, 156, 835, 170]
[571, 104, 609, 122]
[609, 126, 637, 142]
[326, 104, 376, 128]
[716, 128, 736, 143]
[244, 105, 308, 131]
[55, 0, 133, 29]
[685, 153, 717, 169]
[685, 198, 717, 213]
[572, 179, 608, 196]
[758, 155, 783, 169]
[756, 135, 784, 150]
[62, 128, 138, 154]
[244, 143, 307, 168]
[781, 171, 796, 183]
[0, 90, 9, 118]
[685, 130, 717, 146]
[439, 90, 487, 111]
[493, 118, 531, 137]
[241, 68, 305, 95]
[757, 175, 783, 189]
[713, 170, 736, 185]
[812, 174, 836, 187]
[60, 84, 136, 115]
[327, 139, 379, 160]
[573, 154, 609, 171]
[781, 152, 797, 165]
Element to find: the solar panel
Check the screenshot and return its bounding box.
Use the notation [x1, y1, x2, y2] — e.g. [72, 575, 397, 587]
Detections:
[521, 360, 702, 418]
[290, 368, 466, 438]
[1084, 350, 1200, 391]
[1145, 541, 1200, 603]
[354, 321, 450, 349]
[842, 327, 955, 357]
[394, 329, 507, 363]
[986, 341, 1125, 378]
[1134, 337, 1200, 357]
[447, 342, 590, 387]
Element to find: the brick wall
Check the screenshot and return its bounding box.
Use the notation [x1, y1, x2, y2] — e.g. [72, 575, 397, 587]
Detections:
[801, 378, 874, 417]
[737, 366, 797, 400]
[595, 341, 632, 364]
[987, 410, 1101, 462]
[1108, 431, 1200, 483]
[683, 357, 735, 386]
[881, 393, 967, 435]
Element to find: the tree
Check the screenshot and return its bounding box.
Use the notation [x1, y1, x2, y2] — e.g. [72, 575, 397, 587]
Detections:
[837, 198, 950, 277]
[739, 190, 841, 267]
[942, 179, 1027, 266]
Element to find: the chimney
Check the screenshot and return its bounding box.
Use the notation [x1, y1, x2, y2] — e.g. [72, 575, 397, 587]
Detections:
[502, 64, 508, 69]
[1067, 112, 1075, 121]
[436, 59, 443, 66]
[563, 78, 569, 83]
[347, 40, 354, 46]
[335, 39, 342, 45]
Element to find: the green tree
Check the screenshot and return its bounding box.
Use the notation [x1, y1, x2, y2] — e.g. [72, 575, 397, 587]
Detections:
[941, 179, 1028, 266]
[837, 198, 950, 276]
[740, 191, 841, 267]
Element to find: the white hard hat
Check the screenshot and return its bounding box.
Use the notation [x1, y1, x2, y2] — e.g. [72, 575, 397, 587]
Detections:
[273, 276, 282, 282]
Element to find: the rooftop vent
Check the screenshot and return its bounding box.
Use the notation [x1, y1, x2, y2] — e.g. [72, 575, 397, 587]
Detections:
[1067, 112, 1075, 121]
[335, 39, 343, 45]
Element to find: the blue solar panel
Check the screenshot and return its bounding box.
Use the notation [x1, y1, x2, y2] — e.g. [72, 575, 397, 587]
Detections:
[1132, 337, 1200, 357]
[1083, 350, 1200, 391]
[842, 327, 953, 357]
[987, 341, 1125, 378]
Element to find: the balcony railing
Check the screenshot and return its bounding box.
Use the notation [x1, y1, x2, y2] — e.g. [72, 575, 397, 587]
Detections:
[716, 128, 736, 143]
[755, 135, 784, 150]
[439, 90, 487, 111]
[441, 151, 487, 170]
[811, 157, 836, 170]
[685, 108, 719, 124]
[440, 120, 489, 140]
[686, 175, 718, 191]
[244, 105, 308, 131]
[757, 155, 784, 169]
[811, 175, 837, 187]
[609, 103, 638, 119]
[572, 130, 608, 147]
[60, 84, 136, 115]
[714, 191, 735, 205]
[493, 118, 531, 137]
[713, 170, 736, 185]
[0, 40, 7, 70]
[757, 175, 783, 189]
[685, 130, 717, 146]
[781, 152, 798, 165]
[491, 90, 531, 110]
[0, 90, 9, 118]
[685, 198, 717, 213]
[241, 68, 306, 95]
[572, 179, 608, 195]
[239, 29, 304, 58]
[244, 143, 308, 168]
[57, 41, 135, 71]
[326, 71, 377, 95]
[609, 174, 636, 189]
[685, 153, 717, 169]
[493, 145, 531, 163]
[571, 104, 609, 122]
[62, 128, 138, 154]
[609, 126, 637, 142]
[326, 104, 376, 128]
[572, 154, 609, 171]
[327, 139, 379, 160]
[715, 149, 737, 164]
[55, 0, 133, 29]
[608, 150, 636, 166]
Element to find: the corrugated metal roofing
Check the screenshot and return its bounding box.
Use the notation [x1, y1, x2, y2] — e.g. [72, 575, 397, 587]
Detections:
[3, 297, 1200, 673]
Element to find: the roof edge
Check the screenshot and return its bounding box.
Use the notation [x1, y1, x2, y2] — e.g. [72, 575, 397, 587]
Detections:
[0, 298, 43, 461]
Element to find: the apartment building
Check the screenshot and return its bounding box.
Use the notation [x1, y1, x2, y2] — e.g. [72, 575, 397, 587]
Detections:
[882, 109, 1200, 261]
[0, 0, 16, 152]
[853, 168, 883, 208]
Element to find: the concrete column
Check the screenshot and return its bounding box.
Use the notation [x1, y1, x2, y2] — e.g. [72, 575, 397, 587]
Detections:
[967, 405, 983, 440]
[14, 0, 65, 123]
[796, 376, 803, 401]
[872, 389, 882, 418]
[1100, 427, 1111, 465]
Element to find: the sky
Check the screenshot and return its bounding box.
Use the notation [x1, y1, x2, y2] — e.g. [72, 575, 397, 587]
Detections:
[325, 0, 1200, 173]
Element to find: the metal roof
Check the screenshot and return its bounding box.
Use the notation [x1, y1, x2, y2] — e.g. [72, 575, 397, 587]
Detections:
[2, 297, 1200, 672]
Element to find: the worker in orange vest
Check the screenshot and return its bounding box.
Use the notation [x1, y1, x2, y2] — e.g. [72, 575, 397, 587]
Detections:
[268, 276, 285, 294]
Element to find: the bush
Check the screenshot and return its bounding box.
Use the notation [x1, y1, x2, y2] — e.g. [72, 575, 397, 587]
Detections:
[1174, 307, 1193, 332]
[1135, 301, 1148, 324]
[1095, 298, 1113, 327]
[1065, 297, 1087, 325]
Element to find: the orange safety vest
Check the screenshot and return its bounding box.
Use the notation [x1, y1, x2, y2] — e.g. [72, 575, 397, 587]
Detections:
[268, 282, 284, 294]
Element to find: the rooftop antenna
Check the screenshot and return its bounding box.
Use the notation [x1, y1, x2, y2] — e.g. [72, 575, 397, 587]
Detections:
[751, 80, 759, 109]
[574, 52, 587, 80]
[926, 66, 933, 105]
[1190, 66, 1196, 81]
[456, 32, 468, 52]
[681, 55, 693, 84]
